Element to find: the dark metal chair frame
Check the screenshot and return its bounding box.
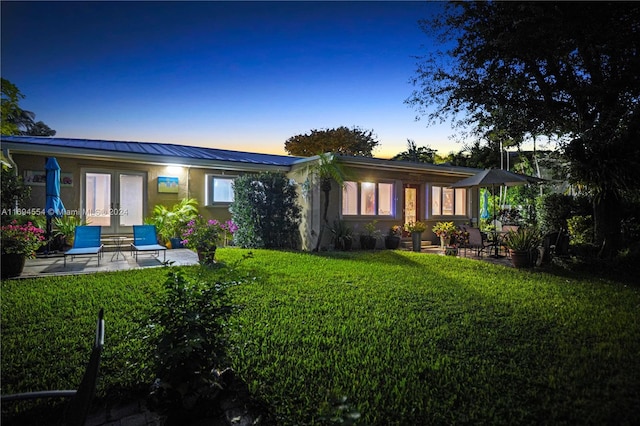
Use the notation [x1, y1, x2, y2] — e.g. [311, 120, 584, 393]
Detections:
[1, 309, 105, 426]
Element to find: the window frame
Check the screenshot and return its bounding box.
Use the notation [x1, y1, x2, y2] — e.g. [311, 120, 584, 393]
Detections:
[341, 180, 395, 217]
[430, 185, 467, 217]
[205, 175, 236, 206]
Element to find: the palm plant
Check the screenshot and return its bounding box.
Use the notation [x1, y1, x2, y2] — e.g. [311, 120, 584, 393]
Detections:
[301, 153, 348, 251]
[148, 198, 199, 245]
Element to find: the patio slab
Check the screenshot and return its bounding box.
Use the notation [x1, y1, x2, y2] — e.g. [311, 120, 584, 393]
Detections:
[18, 249, 199, 278]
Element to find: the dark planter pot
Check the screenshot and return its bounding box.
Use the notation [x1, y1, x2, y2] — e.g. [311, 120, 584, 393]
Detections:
[197, 247, 217, 265]
[510, 250, 534, 268]
[360, 235, 377, 250]
[170, 237, 184, 249]
[384, 235, 401, 250]
[1, 253, 26, 279]
[445, 247, 459, 256]
[412, 232, 422, 252]
[335, 238, 353, 251]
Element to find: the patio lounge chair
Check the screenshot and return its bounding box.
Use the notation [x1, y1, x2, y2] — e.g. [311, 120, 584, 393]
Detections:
[64, 226, 104, 267]
[131, 225, 166, 263]
[1, 309, 105, 426]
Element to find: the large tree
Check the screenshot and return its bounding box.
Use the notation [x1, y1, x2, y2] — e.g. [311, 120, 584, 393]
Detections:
[392, 139, 437, 164]
[407, 2, 640, 256]
[1, 78, 56, 136]
[284, 126, 379, 157]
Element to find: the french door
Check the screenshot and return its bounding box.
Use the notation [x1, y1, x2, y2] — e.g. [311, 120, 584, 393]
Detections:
[403, 184, 419, 236]
[83, 170, 146, 234]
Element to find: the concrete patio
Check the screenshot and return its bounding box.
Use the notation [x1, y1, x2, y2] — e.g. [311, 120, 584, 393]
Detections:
[18, 248, 200, 278]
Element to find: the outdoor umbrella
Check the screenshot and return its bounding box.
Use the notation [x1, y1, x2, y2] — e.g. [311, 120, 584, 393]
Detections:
[480, 190, 490, 220]
[450, 168, 543, 256]
[45, 157, 66, 252]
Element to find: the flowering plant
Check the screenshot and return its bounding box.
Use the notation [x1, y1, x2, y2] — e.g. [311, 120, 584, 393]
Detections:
[1, 220, 46, 258]
[404, 221, 427, 233]
[181, 216, 238, 251]
[388, 225, 402, 237]
[432, 221, 457, 238]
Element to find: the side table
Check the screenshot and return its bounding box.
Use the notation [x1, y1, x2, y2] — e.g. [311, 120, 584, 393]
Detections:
[110, 236, 127, 261]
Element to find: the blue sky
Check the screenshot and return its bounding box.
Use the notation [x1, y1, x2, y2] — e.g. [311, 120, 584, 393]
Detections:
[1, 1, 460, 158]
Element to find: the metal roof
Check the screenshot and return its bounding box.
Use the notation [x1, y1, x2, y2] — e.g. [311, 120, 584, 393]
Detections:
[1, 136, 302, 167]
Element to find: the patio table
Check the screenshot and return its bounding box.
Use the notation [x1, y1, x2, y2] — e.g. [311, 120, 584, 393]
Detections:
[110, 236, 127, 261]
[487, 231, 507, 258]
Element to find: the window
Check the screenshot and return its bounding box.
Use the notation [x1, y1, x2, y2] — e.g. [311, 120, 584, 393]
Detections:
[431, 186, 466, 216]
[341, 181, 394, 216]
[206, 176, 235, 205]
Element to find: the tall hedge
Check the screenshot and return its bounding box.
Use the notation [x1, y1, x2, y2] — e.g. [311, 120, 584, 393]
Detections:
[230, 172, 301, 249]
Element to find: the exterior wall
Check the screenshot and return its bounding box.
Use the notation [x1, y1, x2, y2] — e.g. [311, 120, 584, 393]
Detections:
[7, 149, 479, 250]
[311, 163, 478, 250]
[9, 153, 236, 229]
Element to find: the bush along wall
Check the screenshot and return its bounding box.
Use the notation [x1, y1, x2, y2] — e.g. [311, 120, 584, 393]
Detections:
[231, 172, 301, 249]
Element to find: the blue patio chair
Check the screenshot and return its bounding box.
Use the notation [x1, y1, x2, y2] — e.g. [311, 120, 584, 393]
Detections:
[1, 309, 105, 426]
[131, 225, 166, 262]
[64, 226, 104, 267]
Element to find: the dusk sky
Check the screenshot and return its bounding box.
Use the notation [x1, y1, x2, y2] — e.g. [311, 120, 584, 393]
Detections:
[1, 1, 461, 158]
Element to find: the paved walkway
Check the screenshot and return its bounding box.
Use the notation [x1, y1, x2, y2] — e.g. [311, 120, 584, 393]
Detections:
[19, 248, 199, 278]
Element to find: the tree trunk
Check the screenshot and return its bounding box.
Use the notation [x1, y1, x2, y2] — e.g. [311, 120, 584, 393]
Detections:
[313, 181, 332, 252]
[593, 190, 622, 259]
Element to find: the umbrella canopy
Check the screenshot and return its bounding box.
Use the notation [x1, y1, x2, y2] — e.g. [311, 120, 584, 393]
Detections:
[450, 168, 543, 188]
[45, 157, 66, 218]
[450, 169, 543, 237]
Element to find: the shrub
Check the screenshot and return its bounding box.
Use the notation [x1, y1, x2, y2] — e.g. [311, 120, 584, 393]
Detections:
[231, 172, 301, 249]
[147, 268, 236, 420]
[567, 215, 594, 245]
[536, 193, 573, 234]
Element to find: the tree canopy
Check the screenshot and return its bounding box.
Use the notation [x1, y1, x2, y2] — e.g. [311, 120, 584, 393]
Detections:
[1, 78, 56, 136]
[284, 126, 379, 157]
[407, 2, 640, 255]
[391, 139, 437, 164]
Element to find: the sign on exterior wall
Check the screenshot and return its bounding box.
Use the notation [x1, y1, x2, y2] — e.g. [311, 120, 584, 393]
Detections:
[157, 176, 179, 193]
[24, 170, 74, 187]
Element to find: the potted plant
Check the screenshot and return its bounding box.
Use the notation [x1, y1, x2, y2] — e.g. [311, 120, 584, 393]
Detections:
[149, 198, 199, 248]
[53, 215, 89, 249]
[181, 216, 236, 264]
[1, 220, 46, 278]
[385, 225, 402, 249]
[330, 219, 354, 251]
[404, 221, 427, 252]
[359, 220, 382, 250]
[503, 227, 542, 268]
[432, 221, 458, 251]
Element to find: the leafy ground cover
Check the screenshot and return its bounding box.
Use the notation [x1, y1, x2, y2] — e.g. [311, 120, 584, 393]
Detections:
[2, 249, 639, 425]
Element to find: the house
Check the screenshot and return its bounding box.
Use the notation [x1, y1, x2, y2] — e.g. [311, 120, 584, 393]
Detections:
[1, 136, 481, 250]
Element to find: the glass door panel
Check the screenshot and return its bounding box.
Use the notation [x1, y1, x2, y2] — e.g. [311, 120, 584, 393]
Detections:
[85, 172, 111, 227]
[404, 186, 418, 235]
[83, 170, 146, 234]
[119, 174, 144, 227]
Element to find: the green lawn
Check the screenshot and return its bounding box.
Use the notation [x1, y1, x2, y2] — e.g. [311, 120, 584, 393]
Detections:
[2, 248, 639, 425]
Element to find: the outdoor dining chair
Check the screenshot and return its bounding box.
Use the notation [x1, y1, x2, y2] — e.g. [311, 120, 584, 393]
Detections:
[131, 225, 167, 263]
[461, 226, 493, 257]
[64, 226, 104, 267]
[1, 309, 105, 426]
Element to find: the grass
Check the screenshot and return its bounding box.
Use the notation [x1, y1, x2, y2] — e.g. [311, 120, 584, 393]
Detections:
[2, 248, 640, 425]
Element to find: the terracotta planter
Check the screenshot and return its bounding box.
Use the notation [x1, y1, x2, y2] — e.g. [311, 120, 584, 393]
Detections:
[510, 250, 533, 268]
[384, 235, 401, 249]
[1, 253, 26, 279]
